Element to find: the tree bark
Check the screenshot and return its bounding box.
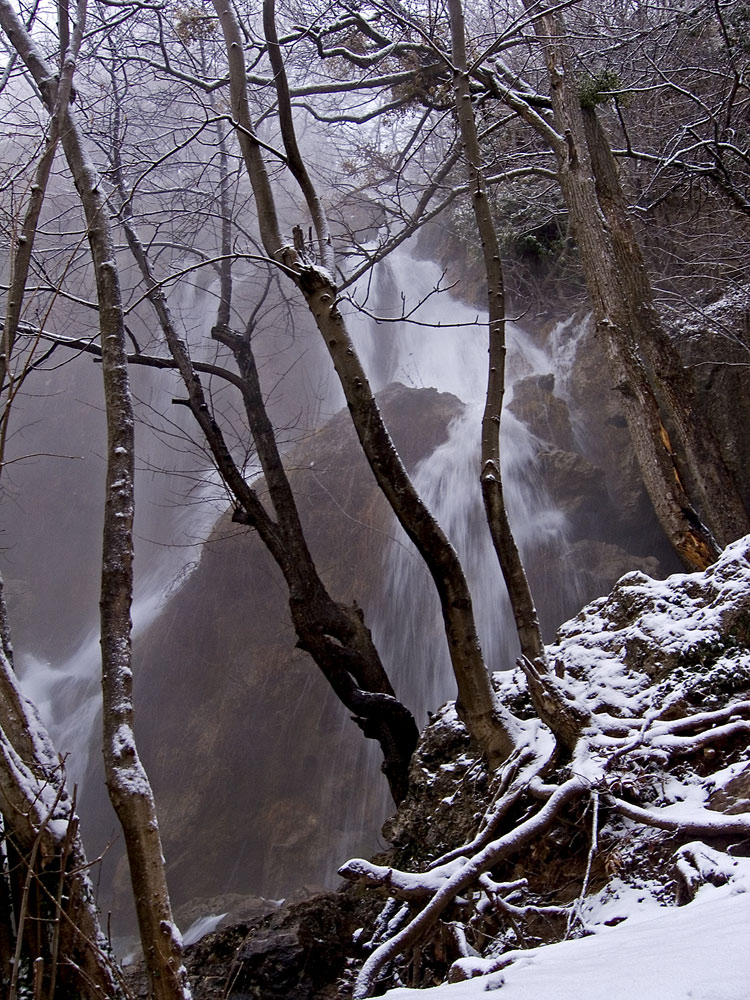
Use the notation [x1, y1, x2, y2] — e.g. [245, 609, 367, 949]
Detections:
[580, 105, 749, 547]
[109, 79, 418, 801]
[521, 0, 749, 569]
[0, 6, 191, 998]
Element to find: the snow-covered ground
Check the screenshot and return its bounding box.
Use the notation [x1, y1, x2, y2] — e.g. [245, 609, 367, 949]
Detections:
[385, 884, 750, 999]
[366, 538, 750, 1000]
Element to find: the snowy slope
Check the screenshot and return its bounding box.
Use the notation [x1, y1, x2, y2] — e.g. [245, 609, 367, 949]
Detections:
[385, 887, 750, 1000]
[377, 538, 750, 1000]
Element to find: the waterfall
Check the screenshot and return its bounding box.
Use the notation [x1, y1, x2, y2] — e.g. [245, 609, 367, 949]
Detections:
[17, 476, 224, 793]
[9, 245, 589, 913]
[348, 249, 577, 721]
[306, 250, 584, 878]
[15, 284, 227, 794]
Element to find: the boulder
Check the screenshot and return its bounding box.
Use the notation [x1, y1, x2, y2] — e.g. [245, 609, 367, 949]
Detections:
[507, 373, 576, 452]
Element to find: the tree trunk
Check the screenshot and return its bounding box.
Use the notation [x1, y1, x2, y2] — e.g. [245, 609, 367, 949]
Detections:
[292, 264, 518, 766]
[111, 109, 418, 800]
[0, 7, 191, 997]
[580, 106, 749, 547]
[522, 0, 749, 569]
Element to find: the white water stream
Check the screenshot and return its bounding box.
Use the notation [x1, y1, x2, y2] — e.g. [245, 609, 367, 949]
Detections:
[349, 250, 579, 717]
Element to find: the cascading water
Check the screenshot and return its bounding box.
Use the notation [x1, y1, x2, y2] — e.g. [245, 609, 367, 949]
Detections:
[17, 479, 224, 793]
[350, 249, 579, 717]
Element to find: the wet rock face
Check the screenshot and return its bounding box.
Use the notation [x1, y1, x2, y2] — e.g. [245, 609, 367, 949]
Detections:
[564, 320, 670, 550]
[504, 336, 679, 615]
[534, 449, 615, 541]
[507, 374, 575, 452]
[565, 540, 663, 601]
[673, 289, 750, 512]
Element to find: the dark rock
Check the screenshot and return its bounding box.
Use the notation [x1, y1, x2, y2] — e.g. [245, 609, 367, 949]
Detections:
[187, 891, 367, 1000]
[175, 895, 283, 941]
[535, 449, 615, 541]
[672, 288, 750, 512]
[382, 703, 488, 866]
[708, 762, 750, 816]
[566, 319, 674, 560]
[507, 374, 575, 452]
[565, 540, 663, 603]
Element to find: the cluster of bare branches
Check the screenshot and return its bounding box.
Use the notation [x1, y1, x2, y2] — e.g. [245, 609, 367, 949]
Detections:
[0, 0, 748, 996]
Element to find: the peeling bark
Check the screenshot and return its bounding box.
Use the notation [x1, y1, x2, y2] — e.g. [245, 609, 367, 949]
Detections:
[521, 0, 749, 569]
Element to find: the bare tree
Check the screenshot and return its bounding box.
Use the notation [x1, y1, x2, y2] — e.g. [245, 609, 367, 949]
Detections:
[298, 0, 749, 570]
[106, 72, 419, 801]
[447, 0, 585, 753]
[1, 2, 748, 995]
[207, 0, 517, 766]
[0, 3, 190, 997]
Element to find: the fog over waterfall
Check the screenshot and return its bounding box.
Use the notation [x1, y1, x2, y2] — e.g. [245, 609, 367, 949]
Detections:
[5, 246, 616, 922]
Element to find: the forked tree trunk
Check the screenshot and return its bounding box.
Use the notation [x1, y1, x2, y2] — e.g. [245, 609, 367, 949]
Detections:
[212, 0, 518, 767]
[106, 68, 418, 801]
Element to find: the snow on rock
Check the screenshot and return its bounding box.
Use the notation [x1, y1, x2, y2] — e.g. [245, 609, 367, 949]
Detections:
[547, 534, 750, 718]
[372, 538, 750, 998]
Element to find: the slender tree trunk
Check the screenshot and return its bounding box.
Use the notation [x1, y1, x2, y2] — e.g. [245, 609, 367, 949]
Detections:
[1, 132, 57, 395]
[212, 0, 518, 766]
[0, 7, 191, 997]
[109, 96, 417, 800]
[448, 0, 586, 754]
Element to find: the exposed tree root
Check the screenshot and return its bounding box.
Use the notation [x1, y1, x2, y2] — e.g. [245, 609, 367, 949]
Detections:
[343, 686, 750, 997]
